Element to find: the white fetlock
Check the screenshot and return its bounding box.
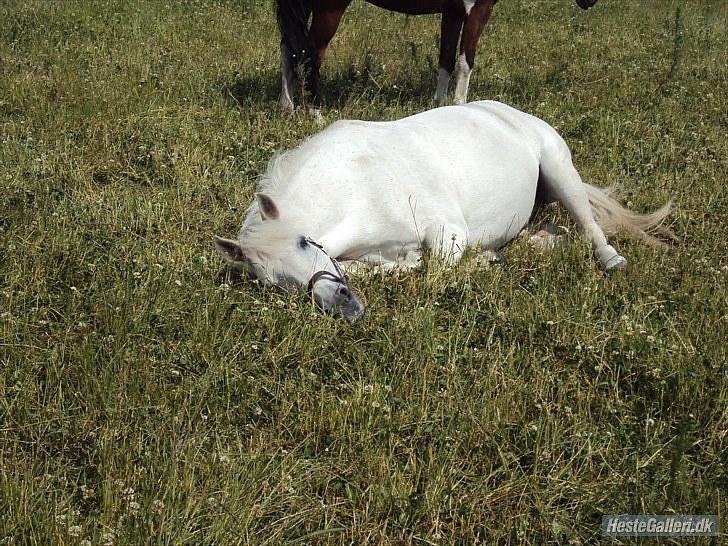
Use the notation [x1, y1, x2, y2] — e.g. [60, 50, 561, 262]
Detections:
[595, 245, 628, 271]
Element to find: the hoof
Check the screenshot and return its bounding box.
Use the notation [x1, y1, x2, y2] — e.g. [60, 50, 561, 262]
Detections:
[605, 255, 629, 272]
[595, 244, 628, 272]
[433, 95, 448, 108]
[279, 96, 295, 113]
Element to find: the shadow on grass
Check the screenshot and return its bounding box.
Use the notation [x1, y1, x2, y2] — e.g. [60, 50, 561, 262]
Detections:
[216, 267, 250, 288]
[219, 64, 576, 120]
[221, 71, 280, 110]
[321, 64, 437, 108]
[219, 62, 439, 113]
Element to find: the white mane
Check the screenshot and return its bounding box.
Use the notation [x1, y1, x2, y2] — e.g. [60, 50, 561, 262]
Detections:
[255, 150, 289, 195]
[237, 150, 307, 254]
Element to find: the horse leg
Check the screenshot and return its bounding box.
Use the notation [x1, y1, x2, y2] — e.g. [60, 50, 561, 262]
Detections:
[538, 151, 628, 271]
[435, 8, 465, 106]
[277, 0, 312, 111]
[280, 42, 296, 111]
[454, 0, 497, 104]
[307, 3, 349, 116]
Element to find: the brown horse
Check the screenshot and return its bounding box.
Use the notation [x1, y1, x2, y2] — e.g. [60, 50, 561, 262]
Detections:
[276, 0, 598, 113]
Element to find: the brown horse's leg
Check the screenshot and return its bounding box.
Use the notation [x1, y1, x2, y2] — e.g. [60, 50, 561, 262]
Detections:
[454, 0, 497, 104]
[307, 2, 350, 112]
[435, 7, 465, 105]
[280, 41, 296, 111]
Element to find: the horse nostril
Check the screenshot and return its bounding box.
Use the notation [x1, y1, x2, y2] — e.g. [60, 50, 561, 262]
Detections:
[337, 285, 351, 300]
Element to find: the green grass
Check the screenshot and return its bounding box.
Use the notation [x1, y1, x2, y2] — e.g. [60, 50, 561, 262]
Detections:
[1, 0, 726, 544]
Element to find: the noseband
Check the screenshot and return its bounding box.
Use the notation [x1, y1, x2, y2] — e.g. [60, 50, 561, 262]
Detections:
[304, 238, 349, 295]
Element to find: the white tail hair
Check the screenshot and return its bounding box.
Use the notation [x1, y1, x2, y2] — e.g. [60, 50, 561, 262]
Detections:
[584, 184, 675, 248]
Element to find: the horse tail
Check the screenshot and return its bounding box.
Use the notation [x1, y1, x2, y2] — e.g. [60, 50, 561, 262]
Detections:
[276, 0, 313, 71]
[583, 183, 675, 248]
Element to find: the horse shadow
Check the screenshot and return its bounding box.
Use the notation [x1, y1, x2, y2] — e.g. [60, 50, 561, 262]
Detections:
[321, 61, 438, 109]
[220, 61, 439, 114]
[221, 71, 280, 110]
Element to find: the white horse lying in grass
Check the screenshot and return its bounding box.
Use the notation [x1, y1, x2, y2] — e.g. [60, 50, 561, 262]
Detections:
[214, 101, 671, 321]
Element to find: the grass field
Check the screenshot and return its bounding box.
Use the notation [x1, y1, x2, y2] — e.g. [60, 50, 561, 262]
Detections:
[1, 0, 727, 544]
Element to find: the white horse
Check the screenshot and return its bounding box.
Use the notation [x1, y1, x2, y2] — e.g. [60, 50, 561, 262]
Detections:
[214, 101, 671, 320]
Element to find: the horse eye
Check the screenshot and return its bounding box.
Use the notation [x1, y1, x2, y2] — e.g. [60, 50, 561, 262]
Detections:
[298, 237, 308, 249]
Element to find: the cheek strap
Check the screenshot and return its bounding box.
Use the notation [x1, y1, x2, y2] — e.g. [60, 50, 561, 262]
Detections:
[304, 237, 349, 296]
[306, 270, 347, 295]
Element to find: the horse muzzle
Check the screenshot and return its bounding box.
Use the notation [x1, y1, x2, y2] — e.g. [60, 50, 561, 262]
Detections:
[307, 270, 366, 322]
[338, 291, 366, 322]
[575, 0, 597, 9]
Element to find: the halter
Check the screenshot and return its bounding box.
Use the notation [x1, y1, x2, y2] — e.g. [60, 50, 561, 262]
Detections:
[304, 238, 350, 295]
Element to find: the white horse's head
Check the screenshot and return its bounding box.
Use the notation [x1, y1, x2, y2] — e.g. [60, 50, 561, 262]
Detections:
[213, 193, 365, 322]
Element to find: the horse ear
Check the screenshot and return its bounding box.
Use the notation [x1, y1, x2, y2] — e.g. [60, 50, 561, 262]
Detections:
[213, 235, 246, 265]
[255, 193, 280, 221]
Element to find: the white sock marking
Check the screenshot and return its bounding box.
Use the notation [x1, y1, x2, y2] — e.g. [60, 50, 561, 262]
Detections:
[279, 44, 296, 111]
[434, 68, 451, 105]
[453, 53, 471, 104]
